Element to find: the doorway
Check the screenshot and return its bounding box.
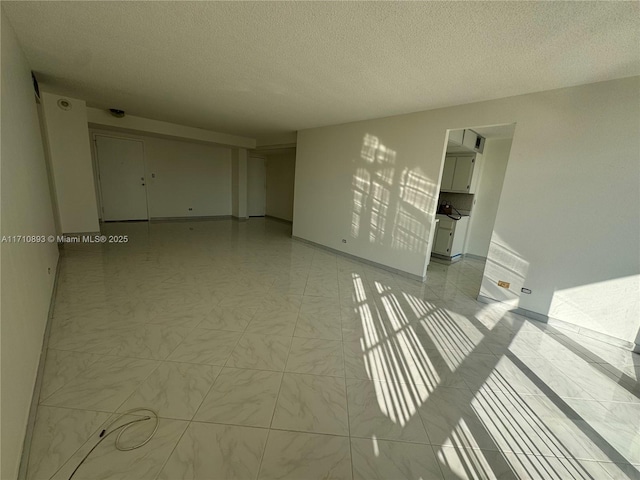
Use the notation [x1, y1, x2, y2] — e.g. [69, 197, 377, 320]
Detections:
[431, 123, 515, 263]
[247, 156, 266, 217]
[95, 135, 149, 221]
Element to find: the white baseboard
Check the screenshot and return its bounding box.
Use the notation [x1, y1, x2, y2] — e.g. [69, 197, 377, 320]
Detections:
[477, 294, 638, 352]
[292, 235, 426, 282]
[17, 254, 62, 480]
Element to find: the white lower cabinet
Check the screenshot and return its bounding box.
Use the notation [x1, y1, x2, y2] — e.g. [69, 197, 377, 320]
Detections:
[432, 215, 470, 258]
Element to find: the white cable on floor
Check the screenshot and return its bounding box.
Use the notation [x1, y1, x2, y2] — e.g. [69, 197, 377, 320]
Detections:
[67, 408, 159, 480]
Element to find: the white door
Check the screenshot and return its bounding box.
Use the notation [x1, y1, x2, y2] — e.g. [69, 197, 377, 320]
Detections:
[95, 136, 148, 221]
[247, 156, 266, 217]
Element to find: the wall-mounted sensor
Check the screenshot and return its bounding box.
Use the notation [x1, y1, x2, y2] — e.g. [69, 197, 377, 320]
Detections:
[109, 109, 125, 118]
[57, 98, 72, 110]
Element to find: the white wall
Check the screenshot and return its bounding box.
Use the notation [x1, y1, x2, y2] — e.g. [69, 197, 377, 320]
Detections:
[40, 92, 100, 233]
[145, 137, 231, 218]
[294, 114, 442, 277]
[89, 129, 232, 219]
[294, 77, 640, 345]
[231, 148, 248, 219]
[144, 137, 231, 218]
[247, 156, 266, 217]
[1, 12, 59, 479]
[36, 102, 62, 236]
[465, 138, 512, 257]
[265, 150, 296, 221]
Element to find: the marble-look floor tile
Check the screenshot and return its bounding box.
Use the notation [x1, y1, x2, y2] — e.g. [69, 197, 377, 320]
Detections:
[598, 461, 640, 479]
[346, 378, 430, 444]
[434, 446, 517, 479]
[469, 389, 605, 459]
[51, 416, 188, 480]
[567, 363, 640, 404]
[226, 333, 291, 371]
[551, 417, 635, 464]
[26, 406, 110, 480]
[39, 349, 101, 401]
[118, 362, 220, 420]
[295, 297, 342, 340]
[144, 291, 217, 322]
[417, 387, 499, 452]
[272, 373, 349, 436]
[197, 305, 257, 332]
[245, 309, 299, 336]
[502, 453, 618, 480]
[304, 278, 340, 298]
[350, 437, 444, 480]
[143, 311, 207, 329]
[167, 329, 241, 365]
[41, 356, 159, 411]
[258, 294, 303, 314]
[270, 279, 307, 295]
[435, 446, 615, 480]
[584, 420, 640, 465]
[217, 289, 270, 307]
[194, 367, 282, 427]
[294, 313, 342, 340]
[343, 338, 461, 388]
[514, 357, 596, 399]
[599, 400, 640, 425]
[48, 322, 128, 356]
[286, 337, 344, 376]
[599, 363, 640, 394]
[157, 422, 268, 480]
[258, 430, 352, 480]
[108, 324, 191, 360]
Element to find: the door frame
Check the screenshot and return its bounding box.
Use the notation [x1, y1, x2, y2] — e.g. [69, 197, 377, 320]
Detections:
[93, 133, 151, 222]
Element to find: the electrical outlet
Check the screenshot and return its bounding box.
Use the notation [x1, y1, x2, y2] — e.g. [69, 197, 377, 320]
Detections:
[521, 287, 532, 294]
[497, 280, 510, 289]
[342, 239, 347, 243]
[188, 207, 193, 211]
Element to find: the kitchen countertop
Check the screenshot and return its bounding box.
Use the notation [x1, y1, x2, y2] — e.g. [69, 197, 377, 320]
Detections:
[436, 213, 470, 219]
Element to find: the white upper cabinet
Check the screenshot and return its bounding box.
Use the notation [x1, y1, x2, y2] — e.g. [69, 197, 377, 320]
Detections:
[448, 129, 464, 146]
[441, 156, 457, 191]
[451, 156, 475, 192]
[440, 154, 480, 193]
[462, 129, 485, 153]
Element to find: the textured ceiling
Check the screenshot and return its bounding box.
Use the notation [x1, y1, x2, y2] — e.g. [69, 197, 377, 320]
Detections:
[3, 1, 639, 139]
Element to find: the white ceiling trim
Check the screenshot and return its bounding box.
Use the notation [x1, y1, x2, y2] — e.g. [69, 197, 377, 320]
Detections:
[86, 107, 255, 148]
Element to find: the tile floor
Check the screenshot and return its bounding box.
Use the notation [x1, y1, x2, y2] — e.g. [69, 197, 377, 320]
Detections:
[25, 219, 640, 480]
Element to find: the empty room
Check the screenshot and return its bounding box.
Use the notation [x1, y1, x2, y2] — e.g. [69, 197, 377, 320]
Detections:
[1, 2, 639, 479]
